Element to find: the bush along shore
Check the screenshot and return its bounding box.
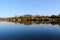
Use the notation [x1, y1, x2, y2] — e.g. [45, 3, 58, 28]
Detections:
[0, 14, 60, 22]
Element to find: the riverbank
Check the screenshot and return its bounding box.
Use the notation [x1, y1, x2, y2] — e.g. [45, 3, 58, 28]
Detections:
[0, 14, 60, 22]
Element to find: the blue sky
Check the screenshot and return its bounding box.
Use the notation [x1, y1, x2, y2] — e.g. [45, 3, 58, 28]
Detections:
[0, 0, 60, 17]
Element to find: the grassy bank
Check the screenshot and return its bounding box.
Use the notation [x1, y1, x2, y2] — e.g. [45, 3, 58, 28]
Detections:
[0, 14, 60, 22]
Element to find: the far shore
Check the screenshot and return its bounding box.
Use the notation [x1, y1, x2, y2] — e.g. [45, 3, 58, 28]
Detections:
[0, 14, 60, 22]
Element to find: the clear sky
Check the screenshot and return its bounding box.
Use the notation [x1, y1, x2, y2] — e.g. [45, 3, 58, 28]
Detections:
[0, 0, 60, 17]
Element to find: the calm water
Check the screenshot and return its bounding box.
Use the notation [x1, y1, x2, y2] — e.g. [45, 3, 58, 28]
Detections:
[0, 22, 60, 40]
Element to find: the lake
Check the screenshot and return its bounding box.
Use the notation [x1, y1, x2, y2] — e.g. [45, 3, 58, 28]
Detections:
[0, 22, 60, 40]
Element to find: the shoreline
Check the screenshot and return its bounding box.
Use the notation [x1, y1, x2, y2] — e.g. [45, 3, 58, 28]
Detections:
[0, 14, 60, 22]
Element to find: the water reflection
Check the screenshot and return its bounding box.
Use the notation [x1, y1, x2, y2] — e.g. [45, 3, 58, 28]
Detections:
[4, 21, 60, 26]
[0, 21, 60, 40]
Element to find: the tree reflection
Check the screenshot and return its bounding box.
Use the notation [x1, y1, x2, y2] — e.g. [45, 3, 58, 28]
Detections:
[5, 21, 60, 26]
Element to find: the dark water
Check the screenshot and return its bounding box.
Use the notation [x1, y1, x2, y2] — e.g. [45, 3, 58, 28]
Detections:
[0, 22, 60, 40]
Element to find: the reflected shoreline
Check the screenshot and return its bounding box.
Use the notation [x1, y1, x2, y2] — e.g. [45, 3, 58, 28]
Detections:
[2, 21, 60, 26]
